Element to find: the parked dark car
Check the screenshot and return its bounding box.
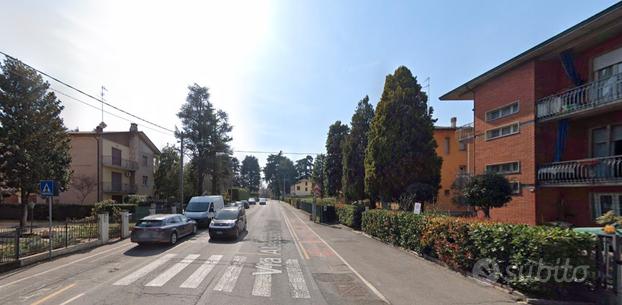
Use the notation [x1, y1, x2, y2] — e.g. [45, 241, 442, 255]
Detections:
[241, 200, 250, 209]
[131, 214, 196, 245]
[208, 207, 247, 240]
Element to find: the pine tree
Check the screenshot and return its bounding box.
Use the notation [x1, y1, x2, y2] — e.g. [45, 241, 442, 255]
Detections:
[325, 121, 349, 196]
[364, 66, 441, 203]
[342, 96, 374, 201]
[176, 84, 232, 195]
[154, 144, 180, 200]
[0, 57, 72, 227]
[295, 155, 313, 180]
[240, 155, 261, 192]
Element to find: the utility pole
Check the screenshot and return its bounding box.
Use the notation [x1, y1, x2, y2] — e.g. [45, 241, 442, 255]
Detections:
[179, 133, 184, 210]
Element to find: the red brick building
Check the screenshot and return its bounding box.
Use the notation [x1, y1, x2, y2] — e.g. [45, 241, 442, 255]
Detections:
[441, 3, 622, 226]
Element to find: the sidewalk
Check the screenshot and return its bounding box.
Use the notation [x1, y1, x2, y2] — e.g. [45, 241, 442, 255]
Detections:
[281, 202, 520, 305]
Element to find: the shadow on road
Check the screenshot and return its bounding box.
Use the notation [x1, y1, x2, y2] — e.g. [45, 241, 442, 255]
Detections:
[122, 233, 199, 257]
[208, 229, 248, 244]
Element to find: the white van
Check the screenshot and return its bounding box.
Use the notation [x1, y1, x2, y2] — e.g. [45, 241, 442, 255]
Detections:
[184, 195, 225, 226]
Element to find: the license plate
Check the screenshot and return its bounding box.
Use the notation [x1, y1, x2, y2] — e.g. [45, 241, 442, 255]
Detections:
[215, 231, 223, 235]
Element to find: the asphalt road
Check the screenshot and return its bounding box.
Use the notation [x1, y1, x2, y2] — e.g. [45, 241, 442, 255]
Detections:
[0, 200, 519, 305]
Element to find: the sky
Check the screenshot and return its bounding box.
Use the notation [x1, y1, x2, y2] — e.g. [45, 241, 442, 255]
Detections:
[1, 0, 619, 167]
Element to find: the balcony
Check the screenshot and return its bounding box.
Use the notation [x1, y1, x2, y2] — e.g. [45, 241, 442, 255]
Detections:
[536, 72, 622, 121]
[537, 155, 622, 186]
[102, 182, 137, 194]
[102, 155, 138, 171]
[456, 122, 474, 142]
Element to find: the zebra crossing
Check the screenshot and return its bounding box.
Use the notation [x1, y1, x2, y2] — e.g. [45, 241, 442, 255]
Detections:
[113, 253, 311, 299]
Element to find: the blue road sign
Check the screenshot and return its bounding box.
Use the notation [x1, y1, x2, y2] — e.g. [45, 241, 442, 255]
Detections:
[40, 180, 55, 197]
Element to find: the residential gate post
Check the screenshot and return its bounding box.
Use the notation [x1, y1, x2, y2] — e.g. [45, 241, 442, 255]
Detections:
[65, 221, 68, 248]
[97, 213, 109, 244]
[120, 211, 130, 239]
[14, 227, 20, 260]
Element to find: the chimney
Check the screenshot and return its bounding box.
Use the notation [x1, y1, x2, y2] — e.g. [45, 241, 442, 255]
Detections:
[130, 123, 138, 133]
[450, 117, 457, 128]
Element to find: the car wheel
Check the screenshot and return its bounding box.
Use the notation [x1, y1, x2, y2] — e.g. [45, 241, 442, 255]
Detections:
[170, 232, 178, 245]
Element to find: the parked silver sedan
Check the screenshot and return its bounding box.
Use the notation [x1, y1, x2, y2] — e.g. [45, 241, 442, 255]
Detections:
[131, 214, 197, 245]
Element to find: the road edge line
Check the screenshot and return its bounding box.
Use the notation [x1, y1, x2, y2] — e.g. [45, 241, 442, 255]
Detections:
[279, 205, 310, 260]
[283, 201, 391, 304]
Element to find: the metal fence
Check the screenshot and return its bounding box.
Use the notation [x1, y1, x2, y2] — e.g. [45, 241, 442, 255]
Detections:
[0, 218, 98, 266]
[595, 234, 621, 295]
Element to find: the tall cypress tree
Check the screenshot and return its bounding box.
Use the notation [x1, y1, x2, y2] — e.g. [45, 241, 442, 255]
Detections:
[311, 154, 327, 198]
[342, 96, 374, 201]
[325, 121, 349, 196]
[364, 66, 441, 203]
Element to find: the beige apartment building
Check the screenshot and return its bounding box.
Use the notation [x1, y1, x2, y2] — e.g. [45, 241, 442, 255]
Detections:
[290, 178, 312, 197]
[58, 123, 160, 204]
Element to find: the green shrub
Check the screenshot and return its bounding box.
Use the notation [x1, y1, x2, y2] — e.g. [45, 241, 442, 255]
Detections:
[362, 209, 400, 245]
[421, 216, 476, 270]
[335, 203, 364, 229]
[360, 209, 597, 297]
[395, 212, 427, 252]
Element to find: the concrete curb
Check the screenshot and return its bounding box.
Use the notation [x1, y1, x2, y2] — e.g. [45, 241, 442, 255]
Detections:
[19, 240, 104, 267]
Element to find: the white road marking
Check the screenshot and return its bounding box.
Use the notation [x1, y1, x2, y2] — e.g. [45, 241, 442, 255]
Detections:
[280, 207, 309, 260]
[286, 203, 391, 304]
[146, 254, 199, 287]
[213, 256, 246, 292]
[180, 255, 222, 289]
[58, 293, 85, 305]
[252, 273, 271, 297]
[285, 259, 310, 299]
[0, 242, 132, 290]
[113, 254, 176, 286]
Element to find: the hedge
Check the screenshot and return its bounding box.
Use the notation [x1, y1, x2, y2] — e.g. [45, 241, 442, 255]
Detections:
[335, 203, 364, 229]
[361, 209, 596, 296]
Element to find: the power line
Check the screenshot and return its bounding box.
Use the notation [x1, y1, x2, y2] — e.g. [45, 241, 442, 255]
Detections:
[51, 88, 176, 137]
[0, 50, 175, 133]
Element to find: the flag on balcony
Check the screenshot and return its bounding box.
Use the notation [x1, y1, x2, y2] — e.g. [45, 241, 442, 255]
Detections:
[554, 119, 568, 162]
[560, 50, 583, 86]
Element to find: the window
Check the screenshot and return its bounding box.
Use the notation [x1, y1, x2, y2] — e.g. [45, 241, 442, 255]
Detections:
[486, 122, 519, 140]
[486, 161, 520, 174]
[591, 124, 622, 157]
[459, 140, 466, 151]
[296, 186, 300, 191]
[305, 187, 308, 192]
[142, 176, 148, 186]
[444, 137, 450, 155]
[444, 189, 450, 196]
[510, 181, 521, 195]
[486, 102, 519, 121]
[142, 155, 148, 167]
[111, 147, 122, 166]
[305, 181, 308, 186]
[592, 193, 622, 219]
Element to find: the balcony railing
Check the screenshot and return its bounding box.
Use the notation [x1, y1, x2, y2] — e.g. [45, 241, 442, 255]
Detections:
[536, 72, 622, 120]
[102, 155, 138, 171]
[537, 155, 622, 186]
[102, 182, 137, 194]
[456, 122, 474, 142]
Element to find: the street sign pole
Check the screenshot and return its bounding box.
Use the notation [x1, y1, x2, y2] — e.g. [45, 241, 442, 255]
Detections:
[40, 180, 55, 259]
[48, 196, 52, 259]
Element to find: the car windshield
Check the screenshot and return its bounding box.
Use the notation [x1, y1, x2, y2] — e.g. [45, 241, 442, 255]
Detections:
[214, 209, 238, 220]
[136, 220, 164, 227]
[186, 201, 210, 212]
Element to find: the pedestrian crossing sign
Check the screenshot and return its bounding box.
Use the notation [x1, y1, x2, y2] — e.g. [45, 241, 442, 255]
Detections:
[39, 180, 56, 197]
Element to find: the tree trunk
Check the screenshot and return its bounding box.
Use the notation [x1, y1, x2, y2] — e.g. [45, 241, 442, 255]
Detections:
[483, 207, 491, 218]
[20, 190, 28, 229]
